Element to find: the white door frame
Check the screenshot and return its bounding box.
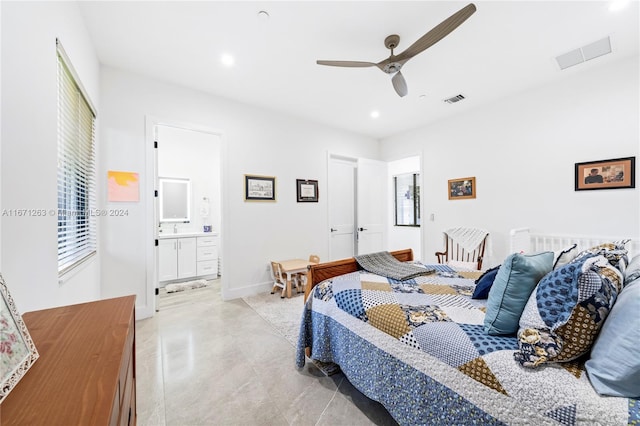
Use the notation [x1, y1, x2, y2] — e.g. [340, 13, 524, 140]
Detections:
[144, 115, 227, 317]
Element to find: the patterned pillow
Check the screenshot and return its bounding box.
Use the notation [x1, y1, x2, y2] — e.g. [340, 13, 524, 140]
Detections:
[514, 253, 624, 368]
[573, 241, 629, 270]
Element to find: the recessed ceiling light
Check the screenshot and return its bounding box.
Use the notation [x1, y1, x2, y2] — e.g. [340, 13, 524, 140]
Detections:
[370, 111, 380, 119]
[609, 0, 629, 11]
[221, 54, 234, 67]
[419, 94, 427, 99]
[257, 10, 270, 20]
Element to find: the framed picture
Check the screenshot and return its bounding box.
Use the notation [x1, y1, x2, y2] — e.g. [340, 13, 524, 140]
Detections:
[244, 174, 276, 201]
[575, 157, 635, 191]
[448, 176, 476, 200]
[296, 179, 318, 202]
[0, 274, 39, 403]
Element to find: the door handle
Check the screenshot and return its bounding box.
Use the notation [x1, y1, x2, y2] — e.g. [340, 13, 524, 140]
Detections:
[358, 227, 367, 231]
[330, 228, 338, 232]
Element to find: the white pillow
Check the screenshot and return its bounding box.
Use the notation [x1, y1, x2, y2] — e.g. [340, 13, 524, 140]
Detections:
[552, 244, 578, 269]
[447, 260, 478, 270]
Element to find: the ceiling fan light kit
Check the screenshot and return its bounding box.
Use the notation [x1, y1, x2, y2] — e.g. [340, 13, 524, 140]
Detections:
[316, 3, 477, 97]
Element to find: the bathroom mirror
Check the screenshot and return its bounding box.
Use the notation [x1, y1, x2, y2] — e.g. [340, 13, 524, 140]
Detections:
[159, 177, 191, 223]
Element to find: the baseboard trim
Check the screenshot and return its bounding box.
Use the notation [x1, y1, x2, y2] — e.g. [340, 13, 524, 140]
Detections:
[222, 281, 273, 301]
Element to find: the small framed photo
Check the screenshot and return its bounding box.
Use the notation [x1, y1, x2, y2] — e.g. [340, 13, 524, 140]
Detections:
[575, 157, 635, 191]
[448, 177, 476, 200]
[296, 179, 318, 202]
[244, 174, 276, 201]
[0, 274, 39, 403]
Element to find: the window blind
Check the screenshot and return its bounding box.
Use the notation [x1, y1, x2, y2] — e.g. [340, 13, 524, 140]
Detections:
[57, 41, 97, 276]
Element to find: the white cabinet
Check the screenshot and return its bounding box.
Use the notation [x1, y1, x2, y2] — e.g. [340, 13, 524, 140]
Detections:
[197, 235, 218, 277]
[158, 237, 197, 281]
[159, 234, 218, 282]
[158, 239, 178, 281]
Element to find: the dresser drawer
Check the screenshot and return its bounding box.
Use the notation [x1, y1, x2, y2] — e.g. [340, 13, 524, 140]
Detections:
[119, 353, 134, 426]
[197, 245, 218, 261]
[197, 236, 217, 247]
[197, 260, 218, 276]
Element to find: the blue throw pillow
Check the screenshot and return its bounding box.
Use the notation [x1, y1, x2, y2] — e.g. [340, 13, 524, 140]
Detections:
[472, 266, 500, 299]
[624, 254, 640, 285]
[483, 252, 554, 336]
[585, 277, 640, 398]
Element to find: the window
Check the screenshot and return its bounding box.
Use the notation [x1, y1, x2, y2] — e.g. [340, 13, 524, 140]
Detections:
[57, 40, 97, 276]
[394, 173, 420, 226]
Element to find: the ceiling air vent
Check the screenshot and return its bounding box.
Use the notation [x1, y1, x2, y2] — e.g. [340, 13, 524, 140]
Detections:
[555, 36, 611, 70]
[444, 94, 465, 104]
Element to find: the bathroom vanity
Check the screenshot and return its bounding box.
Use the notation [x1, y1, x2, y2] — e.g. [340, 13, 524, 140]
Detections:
[158, 232, 219, 282]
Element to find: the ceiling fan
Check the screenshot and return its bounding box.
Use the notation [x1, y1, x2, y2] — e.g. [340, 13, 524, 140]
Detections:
[316, 3, 477, 97]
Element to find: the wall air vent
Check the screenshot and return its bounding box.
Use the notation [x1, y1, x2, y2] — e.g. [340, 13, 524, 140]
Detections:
[444, 94, 465, 104]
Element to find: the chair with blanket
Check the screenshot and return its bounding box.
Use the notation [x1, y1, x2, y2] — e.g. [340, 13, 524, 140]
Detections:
[435, 227, 489, 270]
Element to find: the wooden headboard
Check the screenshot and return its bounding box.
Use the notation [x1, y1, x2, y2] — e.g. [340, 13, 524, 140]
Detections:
[303, 249, 414, 302]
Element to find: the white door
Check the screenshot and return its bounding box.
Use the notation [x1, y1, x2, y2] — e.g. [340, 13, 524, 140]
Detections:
[328, 157, 356, 260]
[356, 158, 387, 255]
[328, 155, 387, 260]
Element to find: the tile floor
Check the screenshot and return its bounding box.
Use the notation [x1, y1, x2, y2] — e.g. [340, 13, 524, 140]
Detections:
[135, 280, 398, 425]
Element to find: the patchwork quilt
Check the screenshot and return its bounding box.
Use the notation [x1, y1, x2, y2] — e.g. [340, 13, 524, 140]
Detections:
[296, 264, 638, 425]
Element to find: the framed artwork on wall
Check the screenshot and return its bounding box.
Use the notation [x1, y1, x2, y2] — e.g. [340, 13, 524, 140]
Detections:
[448, 177, 476, 200]
[575, 157, 635, 191]
[296, 179, 318, 202]
[244, 174, 276, 201]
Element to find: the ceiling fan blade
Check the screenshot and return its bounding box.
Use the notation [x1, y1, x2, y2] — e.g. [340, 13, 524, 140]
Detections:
[391, 71, 408, 97]
[395, 3, 476, 62]
[316, 60, 377, 68]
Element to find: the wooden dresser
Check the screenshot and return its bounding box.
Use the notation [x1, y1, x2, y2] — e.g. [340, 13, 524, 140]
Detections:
[0, 295, 136, 426]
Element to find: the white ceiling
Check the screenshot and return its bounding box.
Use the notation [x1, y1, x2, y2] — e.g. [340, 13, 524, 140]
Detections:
[78, 1, 639, 139]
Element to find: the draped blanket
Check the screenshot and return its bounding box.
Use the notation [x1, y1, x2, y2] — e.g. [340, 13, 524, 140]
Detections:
[446, 227, 489, 253]
[354, 251, 434, 281]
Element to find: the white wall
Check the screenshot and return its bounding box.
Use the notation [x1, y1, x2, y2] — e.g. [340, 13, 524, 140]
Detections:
[99, 67, 379, 318]
[0, 2, 101, 312]
[387, 156, 421, 259]
[381, 56, 640, 268]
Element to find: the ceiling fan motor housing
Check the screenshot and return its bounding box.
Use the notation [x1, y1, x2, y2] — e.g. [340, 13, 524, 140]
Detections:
[383, 62, 403, 74]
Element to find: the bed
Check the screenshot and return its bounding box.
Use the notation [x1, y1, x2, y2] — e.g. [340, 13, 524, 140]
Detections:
[296, 242, 639, 425]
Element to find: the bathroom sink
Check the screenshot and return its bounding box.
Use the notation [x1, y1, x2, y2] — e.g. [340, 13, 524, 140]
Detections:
[157, 231, 216, 239]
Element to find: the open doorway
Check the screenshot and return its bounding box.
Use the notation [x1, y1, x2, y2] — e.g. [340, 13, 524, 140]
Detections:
[145, 118, 223, 315]
[388, 155, 422, 260]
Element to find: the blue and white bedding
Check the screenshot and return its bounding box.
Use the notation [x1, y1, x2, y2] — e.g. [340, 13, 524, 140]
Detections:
[295, 264, 638, 425]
